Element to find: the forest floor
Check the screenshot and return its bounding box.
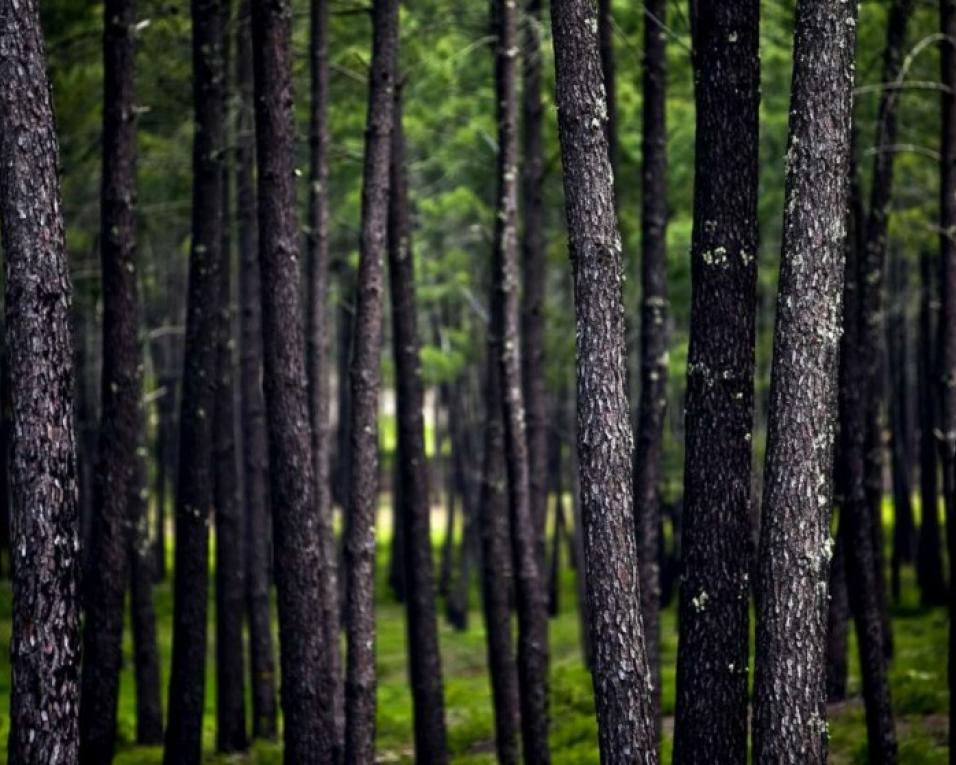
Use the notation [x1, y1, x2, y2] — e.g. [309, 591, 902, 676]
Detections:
[0, 504, 948, 763]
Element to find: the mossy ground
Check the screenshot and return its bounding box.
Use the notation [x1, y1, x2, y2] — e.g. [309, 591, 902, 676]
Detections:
[0, 501, 947, 763]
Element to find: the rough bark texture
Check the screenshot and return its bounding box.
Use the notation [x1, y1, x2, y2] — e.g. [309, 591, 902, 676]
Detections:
[128, 433, 164, 745]
[251, 0, 333, 758]
[490, 1, 551, 761]
[236, 0, 277, 740]
[163, 0, 225, 760]
[938, 0, 956, 752]
[917, 246, 946, 605]
[79, 0, 141, 759]
[550, 0, 658, 761]
[343, 1, 398, 761]
[521, 0, 548, 561]
[674, 2, 759, 762]
[635, 0, 668, 743]
[860, 0, 915, 660]
[478, 354, 521, 765]
[306, 0, 344, 755]
[387, 87, 449, 763]
[752, 2, 856, 759]
[597, 0, 616, 184]
[0, 1, 82, 760]
[214, 36, 248, 747]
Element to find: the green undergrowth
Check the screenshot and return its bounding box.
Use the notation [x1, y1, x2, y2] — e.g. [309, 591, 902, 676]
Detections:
[0, 501, 948, 763]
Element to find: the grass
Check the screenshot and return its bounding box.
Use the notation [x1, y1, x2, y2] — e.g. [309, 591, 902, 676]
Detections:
[0, 502, 948, 763]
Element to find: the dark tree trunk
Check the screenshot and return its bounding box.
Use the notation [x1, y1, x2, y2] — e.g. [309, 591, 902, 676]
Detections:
[839, 147, 899, 765]
[917, 246, 946, 604]
[252, 0, 335, 758]
[334, 291, 354, 509]
[342, 1, 398, 761]
[597, 0, 616, 184]
[674, 2, 759, 762]
[938, 0, 956, 752]
[547, 443, 565, 617]
[826, 519, 850, 702]
[128, 432, 164, 745]
[752, 1, 857, 759]
[79, 0, 142, 759]
[550, 0, 657, 760]
[490, 2, 551, 760]
[388, 457, 406, 602]
[635, 0, 668, 744]
[163, 0, 226, 760]
[236, 0, 277, 740]
[448, 375, 480, 631]
[479, 353, 522, 765]
[861, 0, 915, 661]
[0, 1, 82, 760]
[521, 0, 548, 561]
[387, 86, 449, 763]
[306, 0, 345, 754]
[214, 35, 248, 748]
[0, 349, 10, 579]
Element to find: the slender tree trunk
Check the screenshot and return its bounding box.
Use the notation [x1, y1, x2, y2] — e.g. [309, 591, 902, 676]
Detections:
[163, 0, 225, 760]
[479, 351, 522, 765]
[635, 0, 668, 744]
[752, 1, 857, 759]
[386, 86, 449, 763]
[128, 430, 164, 744]
[938, 0, 956, 753]
[0, 1, 82, 760]
[342, 1, 398, 761]
[0, 350, 10, 578]
[306, 0, 344, 755]
[236, 0, 277, 740]
[861, 0, 915, 661]
[917, 247, 946, 604]
[490, 2, 551, 760]
[550, 0, 657, 760]
[521, 0, 548, 562]
[674, 2, 759, 762]
[252, 0, 335, 758]
[388, 457, 406, 602]
[79, 0, 143, 759]
[597, 0, 616, 186]
[214, 33, 248, 748]
[826, 519, 850, 702]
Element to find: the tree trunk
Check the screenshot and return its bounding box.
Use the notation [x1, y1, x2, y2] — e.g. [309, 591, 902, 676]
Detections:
[128, 428, 164, 745]
[597, 0, 616, 185]
[938, 0, 956, 752]
[0, 1, 82, 760]
[479, 351, 522, 765]
[490, 2, 551, 760]
[342, 1, 398, 761]
[550, 0, 657, 760]
[214, 34, 248, 747]
[306, 0, 344, 754]
[635, 0, 668, 744]
[752, 2, 857, 759]
[826, 519, 850, 702]
[252, 0, 336, 758]
[79, 0, 143, 759]
[387, 85, 449, 763]
[674, 2, 759, 762]
[521, 0, 548, 563]
[163, 0, 225, 760]
[236, 0, 277, 740]
[917, 246, 946, 604]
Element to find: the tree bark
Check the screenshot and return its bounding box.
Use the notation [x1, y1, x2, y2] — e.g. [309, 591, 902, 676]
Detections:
[635, 0, 668, 744]
[917, 246, 946, 604]
[386, 85, 449, 763]
[752, 2, 857, 759]
[826, 519, 850, 702]
[938, 0, 956, 753]
[342, 1, 398, 761]
[550, 0, 657, 760]
[306, 0, 345, 755]
[674, 2, 759, 762]
[79, 0, 142, 759]
[490, 2, 551, 760]
[163, 0, 225, 760]
[252, 0, 335, 758]
[236, 0, 277, 740]
[0, 1, 82, 760]
[597, 0, 616, 185]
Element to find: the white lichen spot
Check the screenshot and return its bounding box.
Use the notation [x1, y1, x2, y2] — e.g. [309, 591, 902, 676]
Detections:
[691, 590, 709, 612]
